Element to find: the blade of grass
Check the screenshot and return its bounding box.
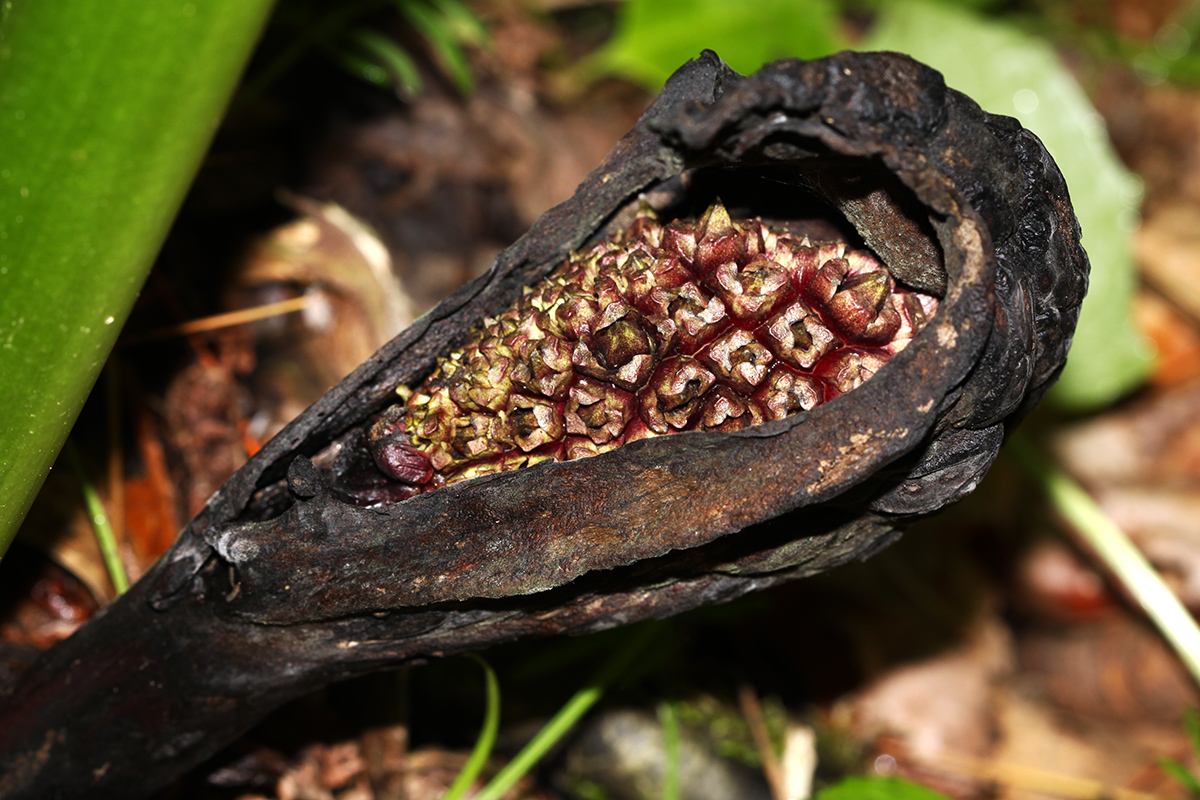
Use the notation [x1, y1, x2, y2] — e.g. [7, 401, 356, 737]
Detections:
[64, 439, 129, 595]
[1158, 756, 1200, 796]
[397, 0, 476, 94]
[442, 655, 502, 800]
[740, 684, 785, 800]
[347, 28, 424, 97]
[0, 0, 276, 560]
[121, 295, 315, 345]
[325, 45, 395, 90]
[429, 0, 489, 47]
[1186, 707, 1200, 758]
[1007, 434, 1200, 687]
[236, 0, 390, 103]
[659, 701, 682, 800]
[471, 621, 662, 800]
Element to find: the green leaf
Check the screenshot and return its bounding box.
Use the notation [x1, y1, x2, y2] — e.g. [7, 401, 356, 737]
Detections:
[817, 776, 952, 800]
[588, 0, 845, 90]
[442, 655, 502, 800]
[0, 0, 276, 559]
[864, 0, 1154, 409]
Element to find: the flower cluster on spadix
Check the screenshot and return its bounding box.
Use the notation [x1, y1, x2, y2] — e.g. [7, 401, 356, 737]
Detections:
[368, 201, 939, 491]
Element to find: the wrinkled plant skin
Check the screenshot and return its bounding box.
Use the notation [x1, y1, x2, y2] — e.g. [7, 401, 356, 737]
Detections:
[0, 51, 1087, 798]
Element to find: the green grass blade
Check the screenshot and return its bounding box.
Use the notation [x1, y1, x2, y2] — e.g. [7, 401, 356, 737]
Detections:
[1159, 756, 1200, 796]
[397, 0, 476, 94]
[429, 0, 489, 47]
[347, 28, 423, 97]
[659, 701, 682, 800]
[0, 0, 277, 560]
[327, 45, 395, 90]
[1007, 434, 1200, 686]
[817, 776, 952, 800]
[1187, 707, 1200, 760]
[586, 0, 844, 90]
[471, 622, 662, 800]
[442, 655, 502, 800]
[238, 0, 390, 103]
[63, 439, 129, 595]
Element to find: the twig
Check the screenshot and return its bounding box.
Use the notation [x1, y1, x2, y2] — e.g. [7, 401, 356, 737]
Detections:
[926, 749, 1169, 800]
[120, 295, 314, 345]
[739, 684, 785, 800]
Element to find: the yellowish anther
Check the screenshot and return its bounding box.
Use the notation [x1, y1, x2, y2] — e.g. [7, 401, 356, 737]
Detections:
[850, 271, 890, 311]
[635, 201, 658, 220]
[698, 199, 735, 240]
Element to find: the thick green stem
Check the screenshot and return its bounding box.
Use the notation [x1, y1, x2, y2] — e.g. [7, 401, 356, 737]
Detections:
[0, 0, 277, 557]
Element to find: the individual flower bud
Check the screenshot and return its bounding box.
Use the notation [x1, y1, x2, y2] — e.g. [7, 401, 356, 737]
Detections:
[694, 202, 744, 276]
[884, 291, 937, 355]
[709, 254, 795, 326]
[626, 251, 691, 308]
[814, 348, 888, 398]
[760, 299, 840, 370]
[573, 301, 658, 391]
[506, 395, 565, 452]
[643, 282, 728, 354]
[366, 406, 434, 485]
[625, 206, 664, 248]
[565, 377, 635, 445]
[564, 434, 621, 461]
[827, 270, 902, 344]
[512, 334, 574, 400]
[661, 222, 697, 262]
[804, 255, 848, 307]
[695, 385, 764, 432]
[774, 239, 822, 293]
[555, 293, 600, 340]
[638, 356, 717, 434]
[700, 328, 775, 394]
[753, 366, 824, 420]
[450, 412, 507, 461]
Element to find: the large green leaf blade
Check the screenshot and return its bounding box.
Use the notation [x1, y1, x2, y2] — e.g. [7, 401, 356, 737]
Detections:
[817, 776, 952, 800]
[864, 0, 1154, 409]
[588, 0, 844, 89]
[0, 0, 276, 558]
